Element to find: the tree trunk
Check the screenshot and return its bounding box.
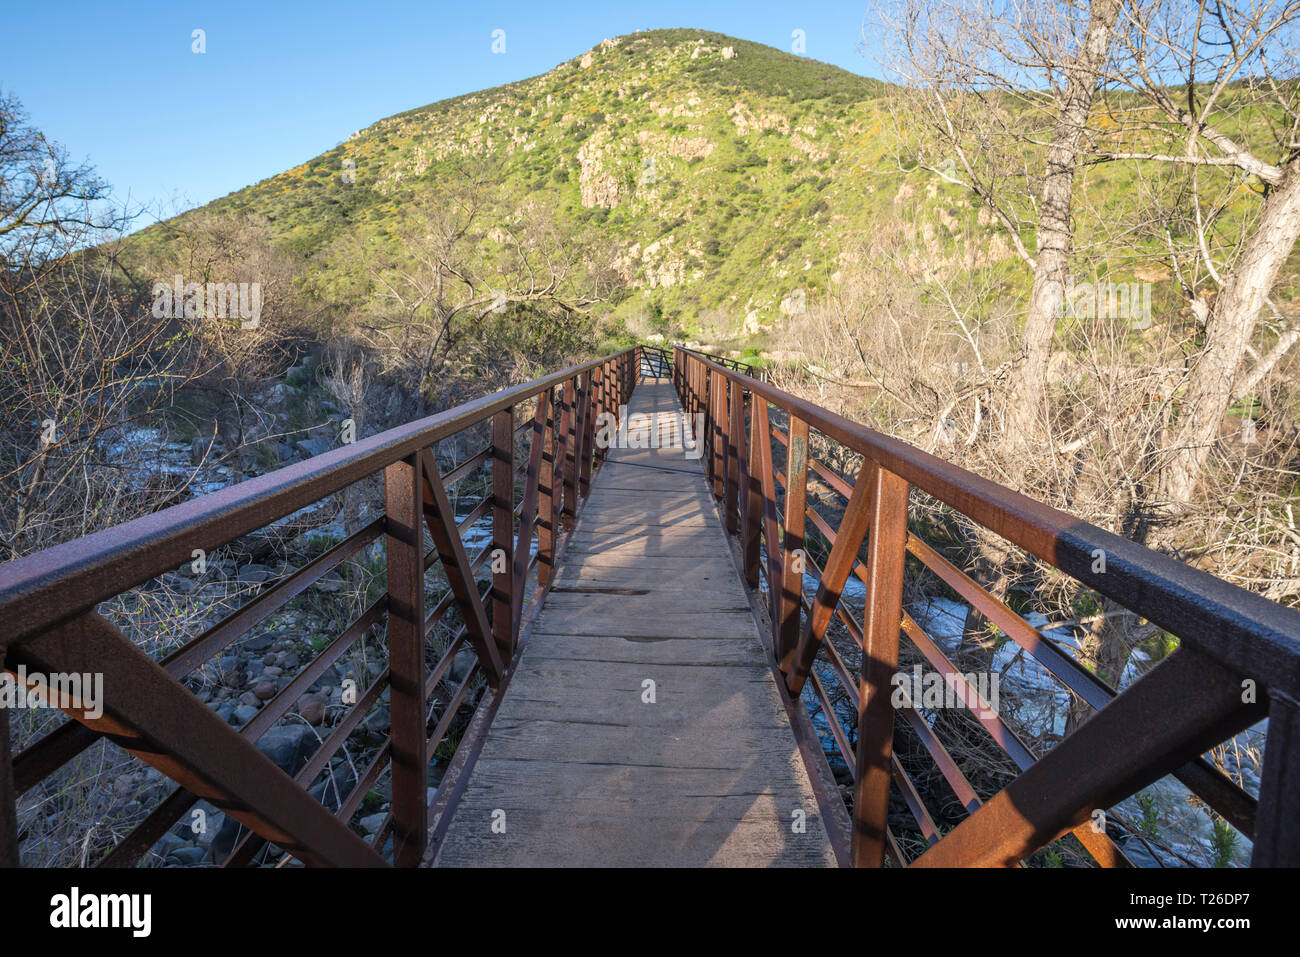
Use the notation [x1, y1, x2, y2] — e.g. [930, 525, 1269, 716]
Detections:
[1162, 159, 1300, 508]
[1004, 0, 1123, 452]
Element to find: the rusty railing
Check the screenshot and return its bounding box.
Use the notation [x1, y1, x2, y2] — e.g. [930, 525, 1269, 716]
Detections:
[673, 346, 1300, 868]
[0, 348, 639, 867]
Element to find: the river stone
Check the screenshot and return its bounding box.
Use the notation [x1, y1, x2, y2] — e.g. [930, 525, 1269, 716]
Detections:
[297, 693, 326, 726]
[166, 845, 205, 866]
[255, 725, 318, 775]
[449, 649, 477, 684]
[237, 564, 274, 585]
[296, 437, 332, 457]
[309, 765, 358, 813]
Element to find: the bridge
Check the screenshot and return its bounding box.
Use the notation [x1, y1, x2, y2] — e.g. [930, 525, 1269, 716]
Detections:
[1, 346, 1297, 868]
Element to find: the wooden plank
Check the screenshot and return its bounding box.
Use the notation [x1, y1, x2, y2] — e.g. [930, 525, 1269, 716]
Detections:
[433, 380, 835, 868]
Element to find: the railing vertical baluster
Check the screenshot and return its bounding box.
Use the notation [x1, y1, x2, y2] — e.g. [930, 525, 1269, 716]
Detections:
[708, 370, 718, 494]
[515, 391, 550, 635]
[711, 371, 725, 500]
[538, 388, 558, 587]
[616, 354, 625, 419]
[1253, 691, 1300, 865]
[778, 416, 810, 663]
[1, 664, 18, 867]
[561, 379, 578, 530]
[592, 364, 607, 467]
[753, 397, 782, 639]
[491, 408, 515, 662]
[851, 462, 910, 868]
[383, 453, 429, 867]
[743, 388, 762, 588]
[725, 378, 743, 534]
[578, 370, 594, 499]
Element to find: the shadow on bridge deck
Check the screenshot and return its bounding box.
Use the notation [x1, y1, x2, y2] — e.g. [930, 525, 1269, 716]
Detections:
[429, 380, 836, 867]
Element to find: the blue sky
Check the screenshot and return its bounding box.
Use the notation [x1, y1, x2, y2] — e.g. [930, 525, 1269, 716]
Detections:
[1, 1, 878, 222]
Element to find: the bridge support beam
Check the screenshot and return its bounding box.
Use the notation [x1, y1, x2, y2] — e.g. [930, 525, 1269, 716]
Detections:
[385, 453, 430, 867]
[1253, 690, 1300, 866]
[850, 464, 909, 868]
[491, 409, 515, 663]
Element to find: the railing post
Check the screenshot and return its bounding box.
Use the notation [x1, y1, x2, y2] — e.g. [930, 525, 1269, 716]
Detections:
[578, 370, 594, 499]
[592, 364, 607, 467]
[538, 388, 558, 587]
[725, 378, 743, 534]
[778, 416, 810, 663]
[753, 396, 782, 635]
[1253, 690, 1300, 865]
[0, 657, 17, 867]
[851, 462, 909, 868]
[383, 453, 429, 867]
[743, 389, 762, 588]
[515, 391, 550, 635]
[561, 378, 578, 530]
[711, 370, 725, 500]
[491, 408, 515, 662]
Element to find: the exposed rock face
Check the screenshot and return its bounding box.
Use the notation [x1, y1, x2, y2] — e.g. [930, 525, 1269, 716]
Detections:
[577, 129, 627, 208]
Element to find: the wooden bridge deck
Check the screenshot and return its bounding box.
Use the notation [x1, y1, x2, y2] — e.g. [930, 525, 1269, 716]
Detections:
[432, 380, 837, 867]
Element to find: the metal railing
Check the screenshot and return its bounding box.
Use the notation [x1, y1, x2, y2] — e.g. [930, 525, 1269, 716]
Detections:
[673, 346, 1300, 868]
[0, 348, 640, 867]
[639, 343, 758, 381]
[3, 341, 1296, 868]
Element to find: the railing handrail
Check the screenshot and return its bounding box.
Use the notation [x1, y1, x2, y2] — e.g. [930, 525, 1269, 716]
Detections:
[676, 347, 1300, 696]
[0, 347, 640, 650]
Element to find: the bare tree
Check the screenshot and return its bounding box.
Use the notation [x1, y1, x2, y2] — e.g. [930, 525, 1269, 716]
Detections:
[357, 163, 610, 414]
[0, 93, 202, 558]
[883, 0, 1125, 455]
[1094, 0, 1300, 510]
[148, 210, 303, 481]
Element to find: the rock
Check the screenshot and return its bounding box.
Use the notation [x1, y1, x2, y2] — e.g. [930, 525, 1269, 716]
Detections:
[252, 680, 278, 701]
[236, 564, 274, 585]
[296, 437, 332, 457]
[219, 666, 245, 690]
[313, 574, 346, 593]
[216, 704, 236, 724]
[450, 649, 477, 684]
[297, 694, 327, 726]
[360, 707, 390, 739]
[239, 691, 261, 708]
[255, 725, 319, 775]
[244, 635, 274, 653]
[309, 765, 358, 812]
[261, 666, 283, 677]
[233, 705, 260, 725]
[360, 812, 387, 835]
[211, 816, 246, 861]
[166, 845, 205, 866]
[152, 833, 188, 860]
[282, 653, 301, 672]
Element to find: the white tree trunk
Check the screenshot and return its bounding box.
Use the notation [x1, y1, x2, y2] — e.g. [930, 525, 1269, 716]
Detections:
[1163, 160, 1300, 507]
[1004, 0, 1123, 448]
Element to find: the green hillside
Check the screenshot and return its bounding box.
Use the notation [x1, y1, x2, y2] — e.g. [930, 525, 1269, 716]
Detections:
[129, 30, 927, 341]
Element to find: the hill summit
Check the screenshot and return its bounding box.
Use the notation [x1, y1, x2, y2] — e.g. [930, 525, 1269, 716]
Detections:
[146, 29, 920, 340]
